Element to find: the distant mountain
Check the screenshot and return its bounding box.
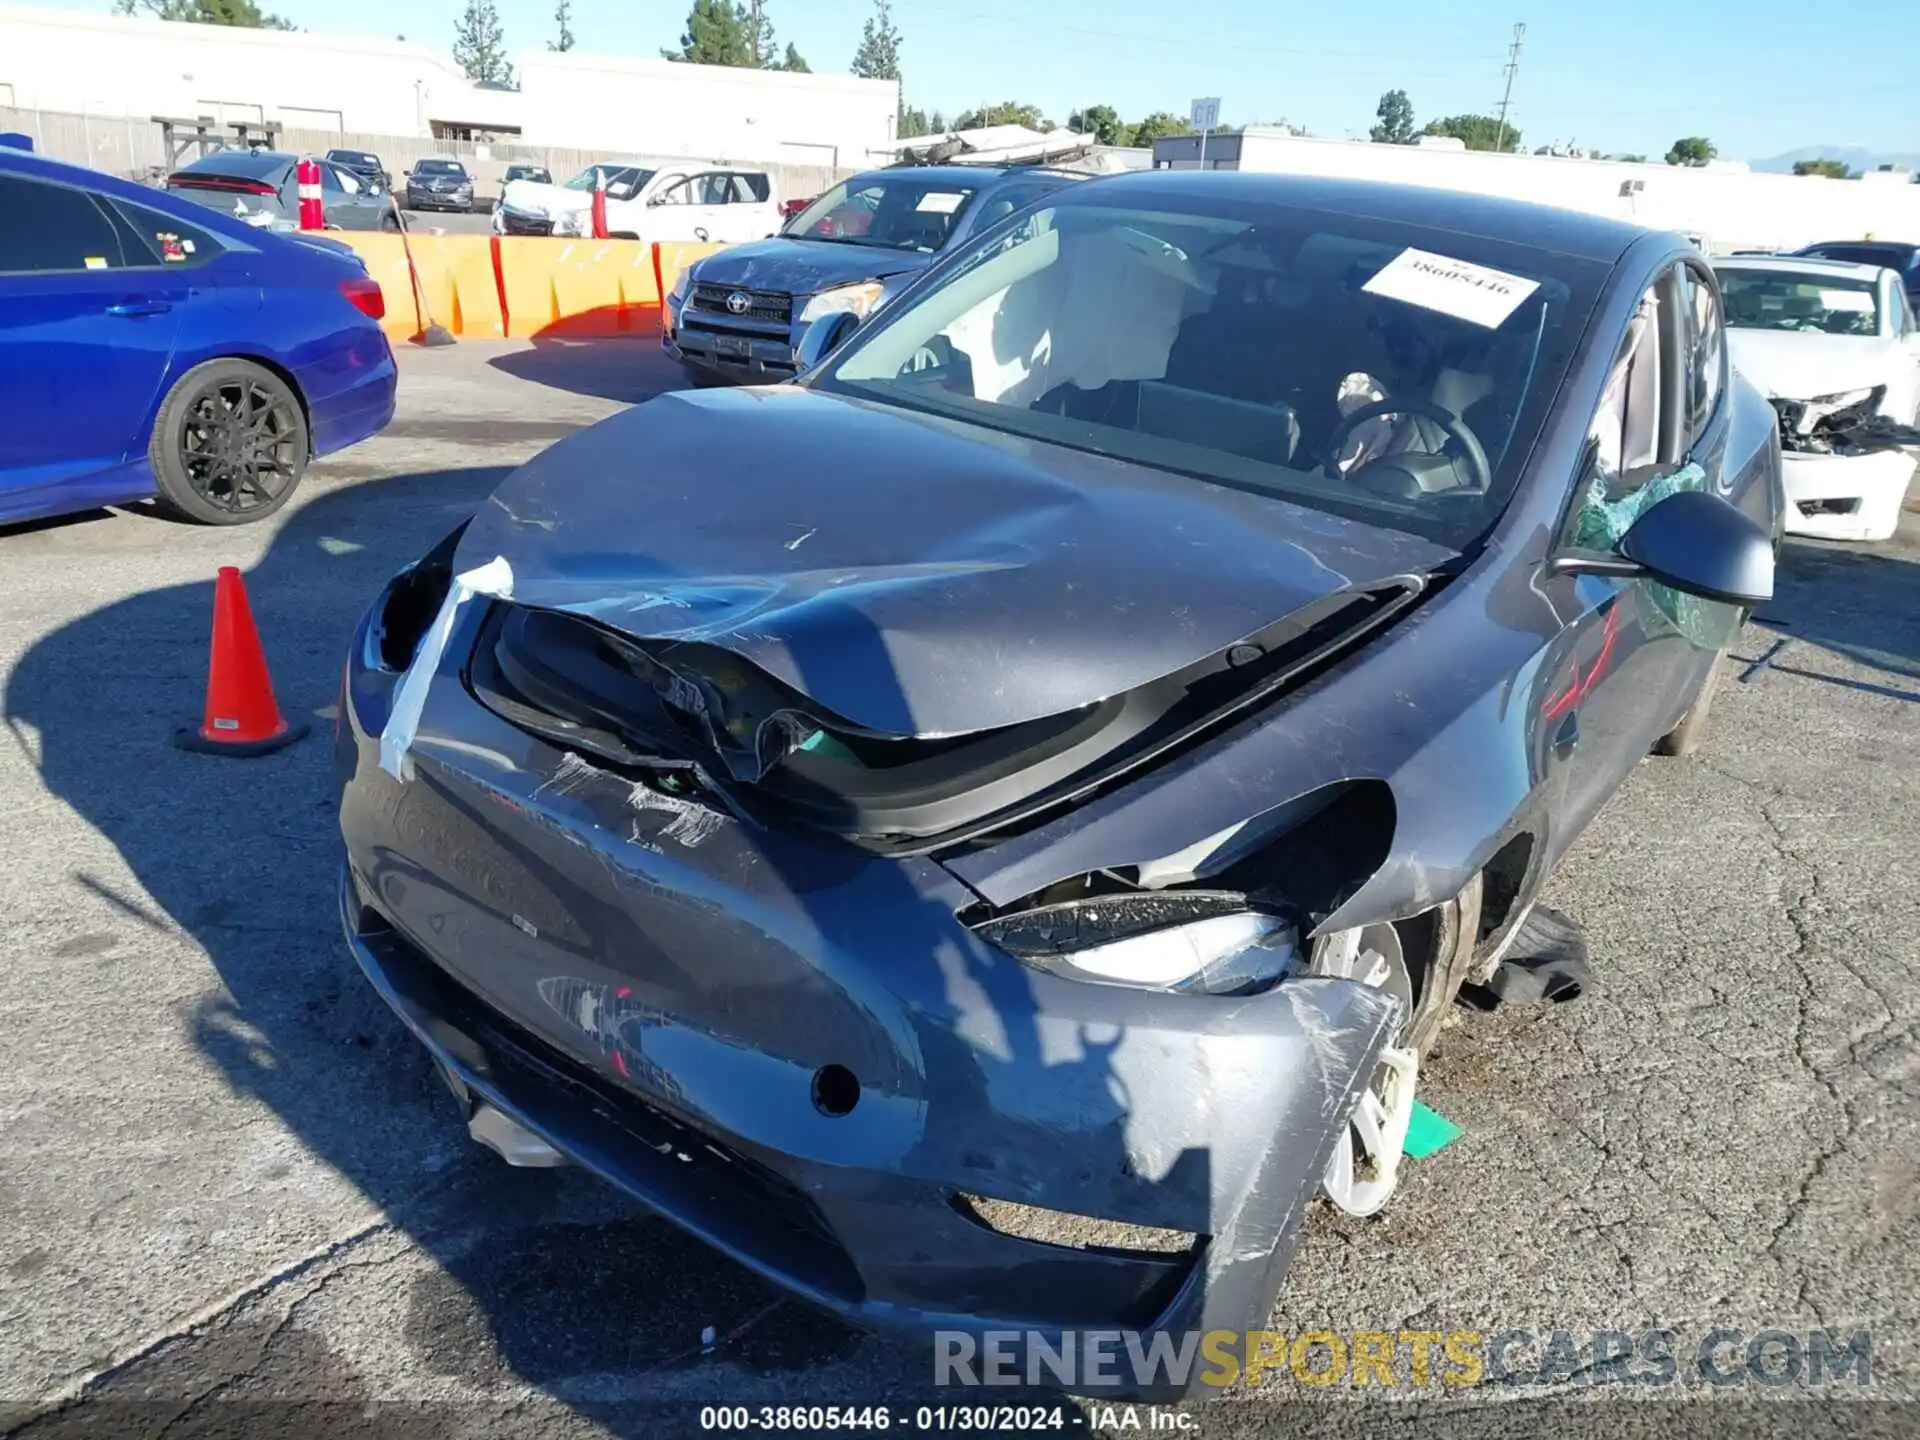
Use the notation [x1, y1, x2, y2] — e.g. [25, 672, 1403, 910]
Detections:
[1752, 145, 1920, 175]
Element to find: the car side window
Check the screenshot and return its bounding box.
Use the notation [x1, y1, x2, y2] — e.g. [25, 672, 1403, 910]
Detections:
[106, 199, 222, 269]
[731, 172, 771, 203]
[692, 173, 734, 206]
[1558, 282, 1671, 553]
[1677, 262, 1725, 442]
[1893, 286, 1918, 338]
[0, 174, 129, 272]
[652, 178, 694, 206]
[969, 182, 1053, 235]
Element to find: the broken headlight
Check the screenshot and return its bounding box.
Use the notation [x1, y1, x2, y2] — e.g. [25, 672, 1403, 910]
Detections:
[973, 891, 1301, 997]
[365, 519, 470, 672]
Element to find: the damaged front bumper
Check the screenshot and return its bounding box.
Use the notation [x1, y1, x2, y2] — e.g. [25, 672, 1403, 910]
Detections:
[1771, 393, 1920, 542]
[336, 595, 1402, 1397]
[1780, 449, 1916, 542]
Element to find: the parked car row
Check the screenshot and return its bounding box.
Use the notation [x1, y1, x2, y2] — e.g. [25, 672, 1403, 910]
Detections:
[339, 169, 1789, 1397]
[167, 148, 403, 233]
[493, 160, 782, 241]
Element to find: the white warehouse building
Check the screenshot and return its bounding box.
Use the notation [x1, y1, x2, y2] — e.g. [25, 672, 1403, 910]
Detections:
[0, 2, 898, 168]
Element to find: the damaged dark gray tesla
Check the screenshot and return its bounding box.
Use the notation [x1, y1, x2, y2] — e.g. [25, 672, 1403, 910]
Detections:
[336, 173, 1782, 1395]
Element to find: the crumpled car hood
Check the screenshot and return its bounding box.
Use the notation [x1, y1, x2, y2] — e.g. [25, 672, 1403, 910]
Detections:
[690, 237, 933, 295]
[1727, 330, 1901, 402]
[455, 387, 1458, 738]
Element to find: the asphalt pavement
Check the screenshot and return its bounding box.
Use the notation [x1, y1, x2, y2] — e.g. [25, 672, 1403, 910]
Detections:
[1, 340, 1916, 1439]
[399, 208, 496, 236]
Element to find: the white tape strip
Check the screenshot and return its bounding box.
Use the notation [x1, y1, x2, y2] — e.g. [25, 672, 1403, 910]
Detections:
[379, 556, 514, 783]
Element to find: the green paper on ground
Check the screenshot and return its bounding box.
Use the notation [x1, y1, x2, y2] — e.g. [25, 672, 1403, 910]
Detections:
[1404, 1101, 1462, 1159]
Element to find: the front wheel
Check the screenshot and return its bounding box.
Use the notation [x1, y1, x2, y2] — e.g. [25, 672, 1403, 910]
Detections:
[1310, 876, 1481, 1218]
[1654, 646, 1729, 757]
[147, 359, 308, 526]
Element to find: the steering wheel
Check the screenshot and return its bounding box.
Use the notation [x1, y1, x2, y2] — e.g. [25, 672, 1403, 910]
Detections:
[1320, 398, 1494, 495]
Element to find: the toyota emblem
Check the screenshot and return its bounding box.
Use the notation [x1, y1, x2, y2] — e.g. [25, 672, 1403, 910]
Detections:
[725, 291, 751, 315]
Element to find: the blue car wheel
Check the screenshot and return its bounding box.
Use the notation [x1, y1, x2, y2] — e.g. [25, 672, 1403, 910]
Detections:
[146, 358, 309, 526]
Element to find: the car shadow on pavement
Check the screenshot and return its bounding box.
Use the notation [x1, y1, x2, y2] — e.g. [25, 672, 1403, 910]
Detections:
[2, 467, 1139, 1435]
[488, 335, 690, 407]
[1749, 539, 1920, 693]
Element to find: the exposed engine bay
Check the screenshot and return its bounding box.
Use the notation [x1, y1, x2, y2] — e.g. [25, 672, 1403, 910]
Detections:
[464, 580, 1425, 852]
[1771, 387, 1920, 457]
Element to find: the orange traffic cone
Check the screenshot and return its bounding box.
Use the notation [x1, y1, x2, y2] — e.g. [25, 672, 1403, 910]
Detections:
[174, 567, 310, 757]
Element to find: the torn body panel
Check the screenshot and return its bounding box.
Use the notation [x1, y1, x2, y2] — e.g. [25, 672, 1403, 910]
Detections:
[337, 618, 1400, 1388]
[941, 545, 1569, 934]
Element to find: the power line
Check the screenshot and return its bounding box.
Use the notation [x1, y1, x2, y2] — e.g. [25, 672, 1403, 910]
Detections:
[1494, 21, 1524, 152]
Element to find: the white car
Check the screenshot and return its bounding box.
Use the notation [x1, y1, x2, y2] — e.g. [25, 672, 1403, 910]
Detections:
[1713, 255, 1920, 541]
[492, 160, 780, 243]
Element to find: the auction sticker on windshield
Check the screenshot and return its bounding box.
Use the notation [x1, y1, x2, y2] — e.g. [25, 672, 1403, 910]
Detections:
[1364, 247, 1541, 329]
[916, 192, 967, 213]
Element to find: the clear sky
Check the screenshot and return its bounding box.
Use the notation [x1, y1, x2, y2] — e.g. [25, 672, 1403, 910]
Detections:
[48, 0, 1918, 160]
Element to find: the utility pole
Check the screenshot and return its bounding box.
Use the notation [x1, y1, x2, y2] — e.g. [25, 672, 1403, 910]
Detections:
[1494, 22, 1525, 154]
[749, 0, 762, 66]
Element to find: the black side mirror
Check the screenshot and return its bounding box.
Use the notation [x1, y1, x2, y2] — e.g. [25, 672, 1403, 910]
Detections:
[794, 312, 861, 374]
[1618, 489, 1774, 606]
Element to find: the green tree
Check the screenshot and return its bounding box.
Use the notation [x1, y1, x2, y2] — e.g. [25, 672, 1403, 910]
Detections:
[1130, 111, 1193, 146]
[452, 0, 513, 84]
[954, 101, 1047, 130]
[549, 0, 573, 51]
[1793, 158, 1853, 178]
[898, 106, 948, 139]
[1420, 113, 1520, 152]
[1665, 136, 1716, 167]
[1067, 104, 1125, 146]
[663, 0, 753, 64]
[114, 0, 294, 29]
[744, 8, 798, 69]
[1614, 153, 1648, 163]
[1369, 88, 1415, 144]
[850, 0, 902, 80]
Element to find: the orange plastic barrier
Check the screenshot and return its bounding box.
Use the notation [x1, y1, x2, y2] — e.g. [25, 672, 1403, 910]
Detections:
[496, 237, 661, 337]
[495, 236, 563, 338]
[548, 239, 658, 336]
[344, 232, 719, 344]
[335, 233, 421, 344]
[404, 234, 506, 339]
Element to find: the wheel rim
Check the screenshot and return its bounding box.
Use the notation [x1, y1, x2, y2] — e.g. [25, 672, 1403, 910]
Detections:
[178, 377, 299, 515]
[1314, 922, 1419, 1218]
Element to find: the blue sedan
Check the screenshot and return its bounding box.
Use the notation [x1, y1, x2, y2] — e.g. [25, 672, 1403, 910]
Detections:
[0, 144, 397, 528]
